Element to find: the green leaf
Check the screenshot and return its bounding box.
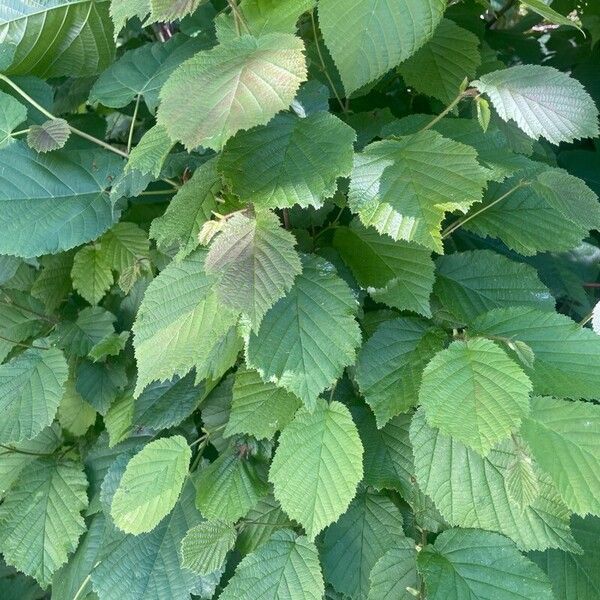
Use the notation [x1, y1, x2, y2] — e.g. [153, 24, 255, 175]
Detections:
[0, 346, 68, 444]
[521, 396, 600, 517]
[133, 372, 204, 431]
[0, 145, 123, 258]
[111, 435, 191, 534]
[473, 66, 600, 144]
[150, 0, 203, 23]
[181, 520, 237, 576]
[410, 409, 579, 552]
[318, 0, 446, 94]
[0, 294, 46, 362]
[31, 253, 74, 311]
[26, 118, 70, 153]
[434, 250, 555, 323]
[355, 317, 447, 427]
[99, 222, 150, 274]
[521, 0, 583, 31]
[71, 245, 114, 305]
[530, 515, 600, 600]
[420, 338, 532, 455]
[132, 248, 240, 395]
[0, 91, 26, 148]
[58, 373, 97, 436]
[53, 306, 116, 358]
[219, 529, 324, 600]
[75, 359, 127, 415]
[269, 399, 363, 540]
[321, 489, 405, 599]
[225, 366, 301, 440]
[472, 307, 600, 400]
[90, 33, 210, 111]
[92, 479, 208, 600]
[368, 540, 418, 600]
[348, 131, 490, 252]
[219, 0, 315, 41]
[0, 425, 61, 498]
[157, 33, 307, 150]
[88, 331, 130, 361]
[150, 157, 221, 258]
[0, 458, 88, 586]
[196, 448, 269, 523]
[333, 219, 435, 317]
[418, 528, 553, 600]
[505, 438, 540, 510]
[246, 254, 361, 410]
[219, 111, 355, 209]
[125, 124, 174, 178]
[398, 19, 481, 104]
[0, 0, 114, 77]
[109, 0, 150, 36]
[206, 210, 301, 328]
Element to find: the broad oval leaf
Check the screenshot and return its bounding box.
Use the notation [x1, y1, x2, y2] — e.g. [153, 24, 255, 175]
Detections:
[246, 254, 361, 410]
[180, 520, 237, 576]
[157, 33, 307, 150]
[368, 540, 418, 600]
[269, 399, 363, 540]
[318, 0, 446, 94]
[110, 435, 191, 534]
[473, 65, 600, 144]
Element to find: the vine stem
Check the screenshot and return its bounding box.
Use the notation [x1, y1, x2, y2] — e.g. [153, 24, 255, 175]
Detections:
[419, 88, 478, 132]
[0, 443, 55, 457]
[0, 74, 130, 158]
[127, 94, 141, 154]
[579, 310, 594, 327]
[310, 10, 346, 113]
[441, 181, 529, 239]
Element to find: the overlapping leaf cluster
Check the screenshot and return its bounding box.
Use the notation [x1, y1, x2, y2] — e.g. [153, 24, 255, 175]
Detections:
[1, 0, 600, 599]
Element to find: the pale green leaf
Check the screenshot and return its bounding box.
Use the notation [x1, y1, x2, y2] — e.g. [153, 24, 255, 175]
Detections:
[0, 458, 88, 586]
[88, 331, 130, 361]
[26, 118, 70, 153]
[505, 438, 540, 510]
[71, 245, 113, 305]
[355, 317, 447, 427]
[150, 0, 203, 23]
[521, 396, 600, 517]
[522, 0, 583, 30]
[220, 529, 324, 600]
[418, 528, 553, 600]
[321, 489, 405, 599]
[420, 338, 532, 455]
[206, 210, 301, 328]
[530, 515, 600, 600]
[0, 346, 68, 444]
[157, 33, 307, 150]
[132, 248, 240, 395]
[399, 19, 481, 104]
[92, 479, 209, 600]
[149, 158, 220, 257]
[348, 131, 490, 252]
[104, 392, 134, 447]
[225, 367, 301, 440]
[333, 219, 434, 317]
[0, 91, 26, 148]
[410, 409, 580, 552]
[90, 33, 210, 111]
[125, 124, 174, 178]
[111, 435, 191, 534]
[472, 307, 600, 400]
[109, 0, 149, 36]
[0, 0, 114, 77]
[0, 145, 123, 258]
[269, 399, 363, 540]
[473, 65, 600, 144]
[246, 254, 361, 410]
[318, 0, 446, 94]
[218, 111, 355, 209]
[180, 520, 236, 576]
[195, 447, 269, 523]
[434, 250, 555, 323]
[368, 540, 418, 600]
[58, 373, 97, 436]
[99, 221, 150, 274]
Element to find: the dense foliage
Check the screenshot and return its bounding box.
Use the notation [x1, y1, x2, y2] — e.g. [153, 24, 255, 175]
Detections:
[0, 0, 600, 598]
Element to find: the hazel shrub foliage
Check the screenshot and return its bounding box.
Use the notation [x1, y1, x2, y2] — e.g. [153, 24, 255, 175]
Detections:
[0, 0, 600, 598]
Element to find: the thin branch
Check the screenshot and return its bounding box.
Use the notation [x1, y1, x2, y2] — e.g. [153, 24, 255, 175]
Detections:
[0, 443, 55, 457]
[0, 334, 49, 350]
[441, 181, 529, 239]
[310, 11, 346, 113]
[0, 298, 57, 324]
[127, 94, 141, 154]
[486, 0, 518, 30]
[419, 88, 478, 133]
